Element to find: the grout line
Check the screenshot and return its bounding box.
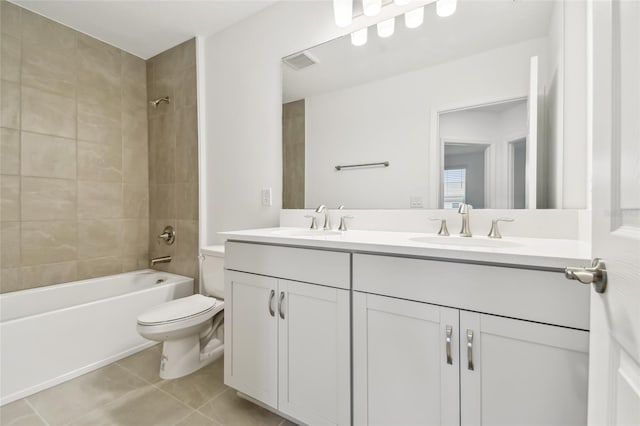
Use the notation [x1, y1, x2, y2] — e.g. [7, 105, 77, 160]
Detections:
[24, 398, 51, 426]
[193, 387, 231, 420]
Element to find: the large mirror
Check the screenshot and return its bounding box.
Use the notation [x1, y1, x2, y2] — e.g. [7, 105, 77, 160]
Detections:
[282, 0, 588, 209]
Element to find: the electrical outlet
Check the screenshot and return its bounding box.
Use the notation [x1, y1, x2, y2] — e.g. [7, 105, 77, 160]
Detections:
[409, 196, 424, 208]
[261, 188, 272, 206]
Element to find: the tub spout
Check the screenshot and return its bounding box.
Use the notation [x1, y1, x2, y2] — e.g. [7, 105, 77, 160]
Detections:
[151, 256, 172, 266]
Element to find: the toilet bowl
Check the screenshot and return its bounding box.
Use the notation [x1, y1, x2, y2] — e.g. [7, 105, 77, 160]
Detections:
[137, 245, 226, 379]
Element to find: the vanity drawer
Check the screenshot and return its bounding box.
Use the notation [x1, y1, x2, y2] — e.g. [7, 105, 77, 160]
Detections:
[225, 241, 350, 289]
[353, 254, 589, 330]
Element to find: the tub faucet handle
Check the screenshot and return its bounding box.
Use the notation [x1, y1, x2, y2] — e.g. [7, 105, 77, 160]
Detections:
[429, 218, 450, 236]
[158, 225, 175, 245]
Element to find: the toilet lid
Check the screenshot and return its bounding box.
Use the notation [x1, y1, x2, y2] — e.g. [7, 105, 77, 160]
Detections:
[138, 294, 218, 325]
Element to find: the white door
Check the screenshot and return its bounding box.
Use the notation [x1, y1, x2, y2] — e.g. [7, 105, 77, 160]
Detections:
[459, 311, 589, 426]
[587, 0, 640, 424]
[526, 56, 539, 209]
[353, 292, 459, 426]
[277, 280, 350, 426]
[224, 270, 278, 408]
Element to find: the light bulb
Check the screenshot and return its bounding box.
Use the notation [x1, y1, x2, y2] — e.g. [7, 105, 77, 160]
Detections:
[363, 0, 382, 16]
[333, 0, 353, 27]
[436, 0, 457, 17]
[377, 17, 395, 38]
[394, 0, 411, 5]
[404, 6, 424, 28]
[351, 27, 368, 46]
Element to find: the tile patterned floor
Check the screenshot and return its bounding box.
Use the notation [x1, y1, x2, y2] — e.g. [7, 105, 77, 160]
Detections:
[0, 345, 296, 426]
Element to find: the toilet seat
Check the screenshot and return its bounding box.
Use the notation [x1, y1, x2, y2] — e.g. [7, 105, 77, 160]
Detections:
[137, 294, 223, 327]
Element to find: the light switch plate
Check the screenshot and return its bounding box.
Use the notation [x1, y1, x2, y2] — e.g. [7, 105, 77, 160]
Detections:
[409, 196, 424, 208]
[261, 188, 272, 206]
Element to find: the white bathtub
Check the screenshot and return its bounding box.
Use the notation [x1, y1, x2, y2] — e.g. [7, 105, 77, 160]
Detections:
[0, 269, 193, 405]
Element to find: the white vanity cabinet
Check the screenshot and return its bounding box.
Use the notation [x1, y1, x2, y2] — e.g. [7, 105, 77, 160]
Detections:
[353, 253, 590, 426]
[224, 242, 351, 426]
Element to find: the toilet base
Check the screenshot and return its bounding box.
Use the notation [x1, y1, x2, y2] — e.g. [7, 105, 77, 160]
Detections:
[159, 335, 223, 379]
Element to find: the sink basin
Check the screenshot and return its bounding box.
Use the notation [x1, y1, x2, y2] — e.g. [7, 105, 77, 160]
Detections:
[271, 229, 342, 237]
[410, 236, 521, 248]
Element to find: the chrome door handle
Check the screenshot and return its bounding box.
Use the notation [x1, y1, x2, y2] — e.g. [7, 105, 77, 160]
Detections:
[268, 289, 275, 317]
[565, 258, 607, 293]
[467, 330, 474, 371]
[278, 291, 285, 319]
[445, 325, 453, 365]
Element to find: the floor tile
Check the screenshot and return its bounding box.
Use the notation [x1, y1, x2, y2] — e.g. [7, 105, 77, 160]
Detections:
[68, 386, 191, 426]
[175, 411, 222, 426]
[0, 399, 46, 426]
[116, 344, 163, 384]
[158, 358, 228, 409]
[198, 389, 284, 426]
[26, 363, 146, 425]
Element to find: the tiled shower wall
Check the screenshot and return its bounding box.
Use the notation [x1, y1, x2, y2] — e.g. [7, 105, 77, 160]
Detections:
[0, 1, 149, 292]
[146, 40, 199, 282]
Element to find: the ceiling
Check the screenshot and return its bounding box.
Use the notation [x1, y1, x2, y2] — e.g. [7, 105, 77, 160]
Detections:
[10, 0, 275, 59]
[283, 0, 555, 102]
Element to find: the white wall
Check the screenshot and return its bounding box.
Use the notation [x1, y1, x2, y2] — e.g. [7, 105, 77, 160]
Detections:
[305, 39, 545, 209]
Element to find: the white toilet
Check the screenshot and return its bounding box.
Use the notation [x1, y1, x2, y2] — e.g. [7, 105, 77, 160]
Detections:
[137, 246, 225, 379]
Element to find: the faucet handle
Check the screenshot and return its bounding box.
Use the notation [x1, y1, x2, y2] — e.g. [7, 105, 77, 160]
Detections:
[338, 215, 354, 231]
[488, 217, 514, 239]
[429, 218, 450, 236]
[304, 215, 318, 230]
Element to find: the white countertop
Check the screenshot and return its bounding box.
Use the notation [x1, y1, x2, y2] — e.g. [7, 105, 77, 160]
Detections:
[219, 228, 591, 270]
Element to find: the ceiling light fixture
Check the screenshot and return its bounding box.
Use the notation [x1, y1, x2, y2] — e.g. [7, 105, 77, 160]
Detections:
[436, 0, 457, 17]
[404, 6, 424, 28]
[363, 0, 382, 17]
[377, 17, 395, 38]
[333, 0, 353, 27]
[351, 27, 368, 46]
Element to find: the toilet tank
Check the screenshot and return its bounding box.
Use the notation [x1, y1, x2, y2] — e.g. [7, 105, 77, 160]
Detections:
[200, 245, 225, 299]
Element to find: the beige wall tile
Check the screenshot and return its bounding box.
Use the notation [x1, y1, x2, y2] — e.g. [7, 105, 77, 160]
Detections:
[77, 256, 122, 280]
[20, 260, 77, 289]
[77, 41, 122, 109]
[122, 52, 146, 87]
[22, 45, 77, 98]
[22, 86, 76, 139]
[150, 183, 175, 220]
[77, 219, 121, 259]
[123, 146, 148, 184]
[175, 106, 198, 183]
[122, 109, 148, 150]
[173, 67, 197, 108]
[122, 80, 147, 114]
[1, 79, 20, 129]
[1, 0, 22, 38]
[21, 8, 76, 49]
[0, 267, 21, 293]
[1, 34, 21, 82]
[175, 183, 198, 220]
[77, 101, 122, 145]
[1, 221, 20, 268]
[1, 174, 19, 221]
[123, 184, 148, 218]
[148, 114, 176, 184]
[21, 221, 77, 265]
[78, 140, 122, 182]
[21, 177, 76, 221]
[78, 181, 123, 219]
[121, 218, 148, 256]
[176, 219, 198, 260]
[1, 128, 20, 174]
[21, 132, 76, 179]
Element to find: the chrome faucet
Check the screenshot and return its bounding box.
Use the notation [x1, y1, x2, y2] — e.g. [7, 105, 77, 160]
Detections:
[151, 256, 171, 266]
[315, 205, 344, 230]
[458, 203, 473, 237]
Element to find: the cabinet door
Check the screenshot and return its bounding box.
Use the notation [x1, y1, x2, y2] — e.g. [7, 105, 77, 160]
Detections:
[460, 311, 589, 426]
[278, 280, 350, 426]
[353, 292, 460, 426]
[224, 270, 278, 408]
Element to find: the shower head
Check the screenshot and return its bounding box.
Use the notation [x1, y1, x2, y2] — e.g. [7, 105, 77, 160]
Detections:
[149, 96, 170, 108]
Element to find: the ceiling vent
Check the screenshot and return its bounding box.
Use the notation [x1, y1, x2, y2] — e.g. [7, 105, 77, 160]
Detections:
[283, 51, 319, 70]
